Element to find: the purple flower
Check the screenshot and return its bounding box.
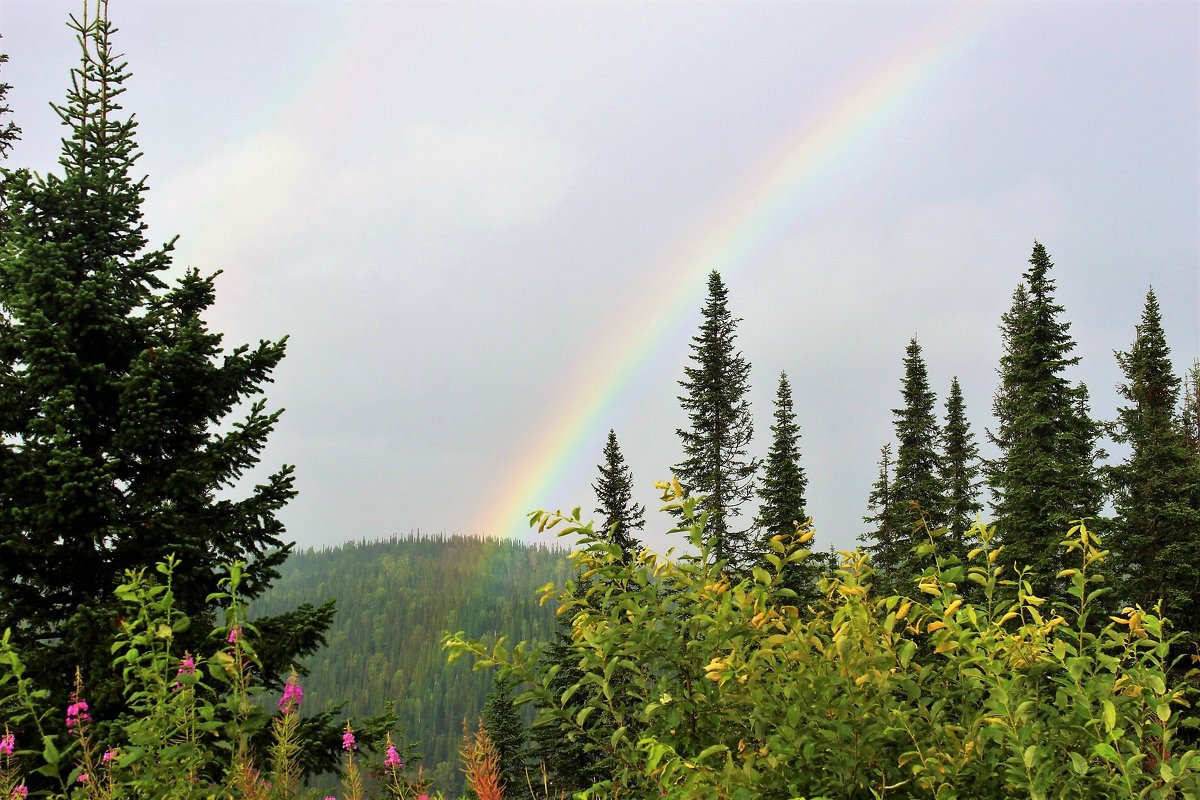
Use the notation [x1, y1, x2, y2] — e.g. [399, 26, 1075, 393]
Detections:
[66, 699, 91, 730]
[102, 748, 117, 763]
[278, 677, 304, 714]
[227, 626, 240, 644]
[341, 727, 356, 751]
[12, 785, 28, 799]
[0, 731, 14, 755]
[383, 744, 402, 769]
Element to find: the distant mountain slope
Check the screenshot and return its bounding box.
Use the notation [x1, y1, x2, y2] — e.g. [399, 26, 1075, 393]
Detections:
[251, 534, 572, 792]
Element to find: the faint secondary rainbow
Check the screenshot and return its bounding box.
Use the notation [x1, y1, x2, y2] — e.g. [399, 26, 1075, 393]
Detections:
[471, 9, 998, 541]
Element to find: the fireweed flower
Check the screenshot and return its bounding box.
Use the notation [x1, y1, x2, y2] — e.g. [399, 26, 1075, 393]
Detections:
[341, 726, 356, 751]
[76, 773, 89, 784]
[383, 744, 402, 769]
[227, 626, 240, 644]
[173, 653, 196, 691]
[12, 785, 28, 799]
[66, 699, 90, 730]
[102, 748, 117, 763]
[278, 676, 304, 714]
[0, 731, 14, 755]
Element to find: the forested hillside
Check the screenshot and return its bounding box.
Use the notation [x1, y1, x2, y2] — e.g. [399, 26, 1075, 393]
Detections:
[250, 535, 573, 792]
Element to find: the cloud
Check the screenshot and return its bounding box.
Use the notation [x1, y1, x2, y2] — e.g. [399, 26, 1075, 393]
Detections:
[326, 121, 580, 235]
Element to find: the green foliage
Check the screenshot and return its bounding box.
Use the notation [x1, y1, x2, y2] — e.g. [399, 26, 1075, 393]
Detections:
[592, 430, 644, 560]
[1109, 290, 1200, 642]
[988, 242, 1105, 598]
[0, 0, 325, 760]
[448, 488, 1200, 799]
[674, 270, 761, 573]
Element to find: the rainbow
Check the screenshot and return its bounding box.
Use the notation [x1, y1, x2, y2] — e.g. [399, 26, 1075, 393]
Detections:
[469, 8, 998, 542]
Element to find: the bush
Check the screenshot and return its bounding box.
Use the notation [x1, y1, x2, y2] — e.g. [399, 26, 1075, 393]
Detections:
[446, 482, 1200, 799]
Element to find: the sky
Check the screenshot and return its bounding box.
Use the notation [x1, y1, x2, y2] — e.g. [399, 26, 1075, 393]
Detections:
[2, 0, 1197, 556]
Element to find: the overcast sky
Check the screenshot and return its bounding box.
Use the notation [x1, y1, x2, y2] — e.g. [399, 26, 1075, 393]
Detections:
[3, 1, 1197, 556]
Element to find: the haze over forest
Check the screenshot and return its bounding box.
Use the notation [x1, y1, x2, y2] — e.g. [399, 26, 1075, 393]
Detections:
[3, 1, 1196, 553]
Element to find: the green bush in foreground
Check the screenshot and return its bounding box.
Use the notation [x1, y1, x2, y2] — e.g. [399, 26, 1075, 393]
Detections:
[447, 482, 1200, 799]
[0, 559, 436, 800]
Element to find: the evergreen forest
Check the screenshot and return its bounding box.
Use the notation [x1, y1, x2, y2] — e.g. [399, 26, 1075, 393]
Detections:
[249, 536, 573, 797]
[1, 3, 1199, 799]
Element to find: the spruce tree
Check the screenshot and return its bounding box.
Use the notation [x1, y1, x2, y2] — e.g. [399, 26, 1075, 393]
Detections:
[1110, 290, 1200, 635]
[860, 444, 901, 595]
[0, 43, 18, 160]
[891, 338, 944, 530]
[592, 429, 644, 560]
[939, 376, 982, 560]
[862, 340, 944, 594]
[675, 270, 760, 572]
[483, 674, 529, 799]
[988, 242, 1104, 596]
[0, 2, 330, 736]
[756, 372, 819, 601]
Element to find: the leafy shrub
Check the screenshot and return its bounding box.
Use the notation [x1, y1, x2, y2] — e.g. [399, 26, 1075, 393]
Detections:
[446, 482, 1200, 799]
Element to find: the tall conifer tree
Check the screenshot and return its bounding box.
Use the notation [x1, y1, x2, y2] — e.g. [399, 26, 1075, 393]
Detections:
[675, 270, 760, 572]
[939, 377, 982, 559]
[988, 242, 1104, 595]
[0, 2, 330, 730]
[1110, 290, 1200, 634]
[592, 429, 644, 560]
[861, 444, 901, 594]
[757, 372, 808, 536]
[892, 338, 944, 530]
[757, 372, 822, 600]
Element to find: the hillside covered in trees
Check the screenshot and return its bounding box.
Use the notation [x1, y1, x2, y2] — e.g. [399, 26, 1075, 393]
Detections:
[250, 535, 573, 794]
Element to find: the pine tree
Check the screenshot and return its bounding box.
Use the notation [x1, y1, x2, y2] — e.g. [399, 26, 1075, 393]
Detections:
[988, 242, 1104, 596]
[939, 377, 982, 560]
[482, 674, 529, 799]
[862, 340, 944, 594]
[675, 270, 760, 572]
[756, 372, 820, 601]
[0, 39, 19, 159]
[891, 338, 944, 531]
[592, 429, 644, 560]
[1110, 290, 1200, 636]
[860, 444, 901, 594]
[0, 2, 329, 738]
[1182, 361, 1200, 455]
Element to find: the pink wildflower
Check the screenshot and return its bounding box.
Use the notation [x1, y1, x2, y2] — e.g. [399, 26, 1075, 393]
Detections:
[341, 727, 356, 751]
[278, 677, 304, 714]
[102, 748, 117, 763]
[383, 744, 402, 769]
[0, 731, 14, 755]
[227, 626, 240, 644]
[173, 653, 196, 691]
[66, 699, 90, 730]
[77, 772, 89, 783]
[12, 785, 28, 799]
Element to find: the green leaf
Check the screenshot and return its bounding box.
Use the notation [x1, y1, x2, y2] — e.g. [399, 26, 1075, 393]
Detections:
[1103, 699, 1116, 732]
[697, 743, 728, 762]
[1069, 751, 1088, 774]
[41, 735, 60, 766]
[1092, 742, 1120, 764]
